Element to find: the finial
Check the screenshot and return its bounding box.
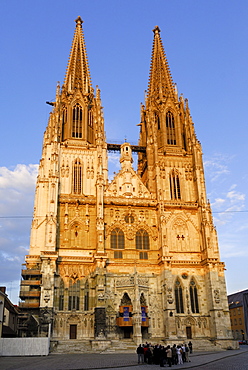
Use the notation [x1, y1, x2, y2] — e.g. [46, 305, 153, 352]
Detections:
[153, 25, 161, 34]
[75, 16, 83, 26]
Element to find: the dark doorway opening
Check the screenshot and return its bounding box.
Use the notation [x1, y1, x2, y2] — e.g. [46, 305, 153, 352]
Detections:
[70, 324, 77, 339]
[186, 326, 192, 339]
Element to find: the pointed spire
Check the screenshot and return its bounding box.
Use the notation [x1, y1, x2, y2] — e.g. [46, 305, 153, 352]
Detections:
[63, 16, 92, 94]
[147, 26, 175, 101]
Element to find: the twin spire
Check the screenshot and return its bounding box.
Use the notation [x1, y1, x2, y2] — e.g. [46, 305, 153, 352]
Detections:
[63, 18, 175, 101]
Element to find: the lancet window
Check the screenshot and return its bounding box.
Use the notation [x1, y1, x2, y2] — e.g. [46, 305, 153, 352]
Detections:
[72, 103, 83, 138]
[175, 279, 184, 313]
[73, 159, 83, 194]
[58, 280, 64, 311]
[68, 280, 80, 311]
[136, 229, 149, 259]
[190, 279, 199, 313]
[111, 228, 125, 249]
[87, 109, 94, 143]
[166, 111, 176, 145]
[169, 170, 181, 200]
[84, 281, 89, 311]
[62, 107, 67, 141]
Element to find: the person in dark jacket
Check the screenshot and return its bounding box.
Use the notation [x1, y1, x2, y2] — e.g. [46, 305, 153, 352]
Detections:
[136, 344, 144, 364]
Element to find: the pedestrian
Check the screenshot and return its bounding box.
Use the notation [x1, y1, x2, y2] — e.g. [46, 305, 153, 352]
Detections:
[188, 341, 193, 354]
[136, 344, 144, 364]
[172, 344, 177, 365]
[185, 344, 191, 362]
[177, 345, 183, 365]
[166, 345, 172, 367]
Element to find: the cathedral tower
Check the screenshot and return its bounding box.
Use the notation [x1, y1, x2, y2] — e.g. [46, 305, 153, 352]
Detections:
[19, 18, 235, 350]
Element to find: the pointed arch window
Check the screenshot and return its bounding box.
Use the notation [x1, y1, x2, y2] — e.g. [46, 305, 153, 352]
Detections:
[111, 228, 125, 249]
[166, 111, 176, 145]
[87, 109, 94, 143]
[72, 103, 83, 138]
[155, 112, 160, 130]
[73, 159, 83, 194]
[190, 280, 199, 313]
[62, 107, 67, 141]
[136, 229, 150, 250]
[84, 281, 89, 311]
[175, 279, 184, 313]
[68, 280, 80, 311]
[169, 170, 181, 200]
[59, 280, 64, 311]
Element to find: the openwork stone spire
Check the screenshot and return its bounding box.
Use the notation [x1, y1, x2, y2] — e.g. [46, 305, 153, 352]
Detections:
[147, 26, 176, 101]
[63, 16, 92, 94]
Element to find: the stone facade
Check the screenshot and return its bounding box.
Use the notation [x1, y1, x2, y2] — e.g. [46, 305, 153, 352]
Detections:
[19, 17, 235, 349]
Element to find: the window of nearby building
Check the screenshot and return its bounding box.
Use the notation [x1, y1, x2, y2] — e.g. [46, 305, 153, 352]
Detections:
[234, 319, 237, 325]
[169, 170, 181, 200]
[166, 111, 176, 145]
[239, 318, 242, 325]
[68, 280, 80, 310]
[73, 159, 83, 194]
[111, 228, 125, 249]
[72, 103, 83, 138]
[175, 279, 184, 313]
[190, 279, 199, 313]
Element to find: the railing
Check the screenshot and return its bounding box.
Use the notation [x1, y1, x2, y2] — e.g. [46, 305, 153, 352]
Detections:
[19, 302, 40, 309]
[19, 291, 40, 298]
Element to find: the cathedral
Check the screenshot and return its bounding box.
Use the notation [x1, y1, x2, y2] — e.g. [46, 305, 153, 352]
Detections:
[19, 17, 235, 350]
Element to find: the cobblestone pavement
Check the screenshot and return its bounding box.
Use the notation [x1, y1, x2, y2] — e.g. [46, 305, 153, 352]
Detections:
[1, 347, 248, 370]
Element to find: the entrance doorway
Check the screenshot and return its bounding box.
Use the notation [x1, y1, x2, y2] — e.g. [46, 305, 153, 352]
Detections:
[70, 324, 77, 339]
[186, 326, 192, 339]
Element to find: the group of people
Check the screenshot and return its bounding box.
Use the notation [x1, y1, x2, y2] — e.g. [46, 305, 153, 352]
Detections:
[136, 341, 193, 367]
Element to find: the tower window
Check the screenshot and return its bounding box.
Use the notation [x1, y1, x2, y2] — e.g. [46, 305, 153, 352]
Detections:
[155, 113, 160, 130]
[72, 103, 83, 138]
[84, 281, 89, 311]
[169, 170, 181, 200]
[166, 111, 176, 145]
[190, 280, 199, 313]
[136, 229, 150, 250]
[175, 279, 184, 313]
[111, 228, 125, 249]
[139, 251, 148, 259]
[114, 251, 123, 259]
[87, 109, 94, 143]
[73, 159, 83, 194]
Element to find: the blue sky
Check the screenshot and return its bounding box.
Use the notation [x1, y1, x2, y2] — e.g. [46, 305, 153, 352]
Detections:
[0, 0, 248, 304]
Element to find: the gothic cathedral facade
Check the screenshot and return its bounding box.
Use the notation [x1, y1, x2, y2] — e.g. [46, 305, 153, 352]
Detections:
[19, 17, 235, 350]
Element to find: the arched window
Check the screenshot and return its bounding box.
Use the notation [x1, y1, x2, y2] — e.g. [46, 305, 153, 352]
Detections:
[84, 281, 89, 311]
[73, 159, 83, 194]
[72, 103, 83, 138]
[111, 228, 125, 249]
[190, 279, 199, 313]
[155, 112, 160, 130]
[68, 280, 80, 311]
[175, 279, 184, 313]
[169, 170, 181, 200]
[166, 111, 176, 145]
[87, 109, 94, 143]
[59, 280, 64, 311]
[136, 229, 150, 250]
[136, 229, 149, 260]
[62, 107, 67, 141]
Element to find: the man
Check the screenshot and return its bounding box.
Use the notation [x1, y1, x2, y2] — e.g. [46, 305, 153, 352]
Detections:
[136, 344, 144, 364]
[166, 345, 172, 367]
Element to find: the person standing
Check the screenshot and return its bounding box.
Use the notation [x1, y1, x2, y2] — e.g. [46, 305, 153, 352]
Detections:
[177, 345, 183, 365]
[166, 345, 172, 367]
[136, 344, 144, 364]
[185, 344, 190, 362]
[188, 341, 193, 354]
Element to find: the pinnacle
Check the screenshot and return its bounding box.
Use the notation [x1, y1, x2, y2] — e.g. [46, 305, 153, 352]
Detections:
[75, 16, 83, 26]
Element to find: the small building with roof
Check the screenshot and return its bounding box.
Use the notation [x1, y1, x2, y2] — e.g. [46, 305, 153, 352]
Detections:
[228, 289, 248, 341]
